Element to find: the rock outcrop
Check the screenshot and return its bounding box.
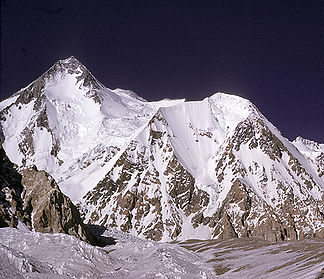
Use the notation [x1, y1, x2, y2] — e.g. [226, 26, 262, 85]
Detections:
[0, 144, 96, 244]
[0, 144, 24, 227]
[21, 167, 96, 244]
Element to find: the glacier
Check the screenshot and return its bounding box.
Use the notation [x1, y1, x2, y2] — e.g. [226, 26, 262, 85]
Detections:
[0, 227, 323, 279]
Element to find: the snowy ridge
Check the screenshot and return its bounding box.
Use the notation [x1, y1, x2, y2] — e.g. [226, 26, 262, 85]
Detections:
[158, 93, 259, 185]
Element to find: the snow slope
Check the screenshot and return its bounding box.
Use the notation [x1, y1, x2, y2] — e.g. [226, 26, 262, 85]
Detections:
[157, 93, 258, 185]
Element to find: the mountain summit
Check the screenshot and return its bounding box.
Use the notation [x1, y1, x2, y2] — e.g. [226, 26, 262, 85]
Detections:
[1, 57, 323, 242]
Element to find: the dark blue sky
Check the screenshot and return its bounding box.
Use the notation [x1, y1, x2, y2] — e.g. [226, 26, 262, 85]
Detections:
[1, 0, 324, 142]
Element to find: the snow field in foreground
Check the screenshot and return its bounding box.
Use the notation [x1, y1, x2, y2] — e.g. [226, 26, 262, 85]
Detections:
[1, 227, 323, 279]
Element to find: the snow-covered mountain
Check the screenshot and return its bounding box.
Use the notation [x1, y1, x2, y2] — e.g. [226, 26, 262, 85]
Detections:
[1, 56, 323, 242]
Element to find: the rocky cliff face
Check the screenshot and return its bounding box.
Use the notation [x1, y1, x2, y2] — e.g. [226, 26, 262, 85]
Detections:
[0, 144, 96, 244]
[0, 144, 24, 228]
[20, 167, 96, 244]
[1, 57, 323, 243]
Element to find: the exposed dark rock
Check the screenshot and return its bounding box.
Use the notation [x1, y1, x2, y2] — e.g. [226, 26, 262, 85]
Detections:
[0, 144, 100, 245]
[0, 144, 24, 228]
[191, 179, 323, 242]
[20, 167, 97, 245]
[85, 224, 116, 247]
